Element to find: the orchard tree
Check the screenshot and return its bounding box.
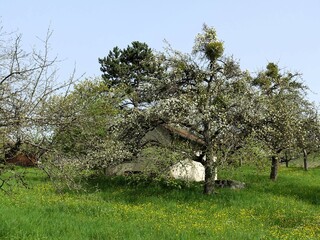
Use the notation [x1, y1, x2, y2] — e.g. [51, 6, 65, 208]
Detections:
[153, 24, 255, 194]
[0, 27, 75, 154]
[39, 78, 132, 191]
[49, 79, 115, 155]
[252, 63, 309, 180]
[297, 104, 320, 171]
[0, 26, 76, 191]
[99, 25, 255, 194]
[48, 78, 131, 168]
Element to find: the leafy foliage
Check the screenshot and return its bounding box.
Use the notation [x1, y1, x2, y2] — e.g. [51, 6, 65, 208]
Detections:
[98, 25, 260, 194]
[99, 41, 165, 108]
[252, 62, 312, 179]
[95, 24, 320, 194]
[0, 25, 75, 191]
[40, 78, 133, 191]
[2, 23, 318, 193]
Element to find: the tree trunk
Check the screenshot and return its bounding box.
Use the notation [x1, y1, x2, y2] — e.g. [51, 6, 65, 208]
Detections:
[203, 147, 217, 195]
[285, 152, 289, 168]
[303, 149, 308, 171]
[204, 162, 216, 195]
[270, 155, 279, 181]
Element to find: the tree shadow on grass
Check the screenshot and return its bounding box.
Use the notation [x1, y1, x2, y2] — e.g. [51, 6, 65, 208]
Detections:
[85, 174, 254, 208]
[86, 175, 208, 204]
[245, 167, 320, 205]
[83, 166, 320, 207]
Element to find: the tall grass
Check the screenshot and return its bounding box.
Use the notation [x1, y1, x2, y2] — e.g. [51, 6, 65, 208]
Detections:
[0, 165, 319, 239]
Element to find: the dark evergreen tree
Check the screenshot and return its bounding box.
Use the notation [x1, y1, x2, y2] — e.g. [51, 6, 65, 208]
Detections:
[99, 41, 165, 109]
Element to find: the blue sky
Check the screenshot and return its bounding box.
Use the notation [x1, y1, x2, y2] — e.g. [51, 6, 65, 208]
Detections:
[1, 0, 320, 103]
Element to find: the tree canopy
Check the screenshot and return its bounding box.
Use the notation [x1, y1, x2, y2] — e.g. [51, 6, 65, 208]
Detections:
[97, 24, 318, 194]
[1, 23, 318, 194]
[98, 41, 165, 109]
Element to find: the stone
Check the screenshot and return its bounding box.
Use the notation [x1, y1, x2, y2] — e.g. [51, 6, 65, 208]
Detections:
[170, 160, 205, 182]
[214, 180, 246, 189]
[106, 159, 206, 182]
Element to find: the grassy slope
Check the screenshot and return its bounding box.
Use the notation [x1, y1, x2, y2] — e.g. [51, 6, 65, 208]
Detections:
[0, 165, 319, 240]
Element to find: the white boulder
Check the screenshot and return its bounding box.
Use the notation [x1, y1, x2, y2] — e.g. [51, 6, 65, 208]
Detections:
[106, 159, 207, 182]
[170, 160, 205, 182]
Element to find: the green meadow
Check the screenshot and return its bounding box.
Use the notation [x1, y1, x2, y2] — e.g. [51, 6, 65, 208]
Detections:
[0, 164, 319, 240]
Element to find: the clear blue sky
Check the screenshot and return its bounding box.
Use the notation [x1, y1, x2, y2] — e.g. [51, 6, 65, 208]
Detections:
[1, 0, 320, 103]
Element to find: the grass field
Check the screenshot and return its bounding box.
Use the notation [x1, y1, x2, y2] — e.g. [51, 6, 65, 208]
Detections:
[0, 164, 319, 240]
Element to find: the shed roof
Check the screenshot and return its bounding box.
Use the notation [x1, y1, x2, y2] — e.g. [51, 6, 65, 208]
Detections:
[163, 124, 205, 146]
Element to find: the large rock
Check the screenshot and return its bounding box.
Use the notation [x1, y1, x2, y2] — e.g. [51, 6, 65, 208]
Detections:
[169, 160, 205, 182]
[105, 162, 144, 176]
[106, 159, 205, 182]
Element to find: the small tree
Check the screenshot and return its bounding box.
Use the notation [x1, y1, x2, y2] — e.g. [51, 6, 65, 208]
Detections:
[41, 78, 132, 191]
[252, 63, 309, 180]
[0, 26, 76, 191]
[297, 104, 320, 170]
